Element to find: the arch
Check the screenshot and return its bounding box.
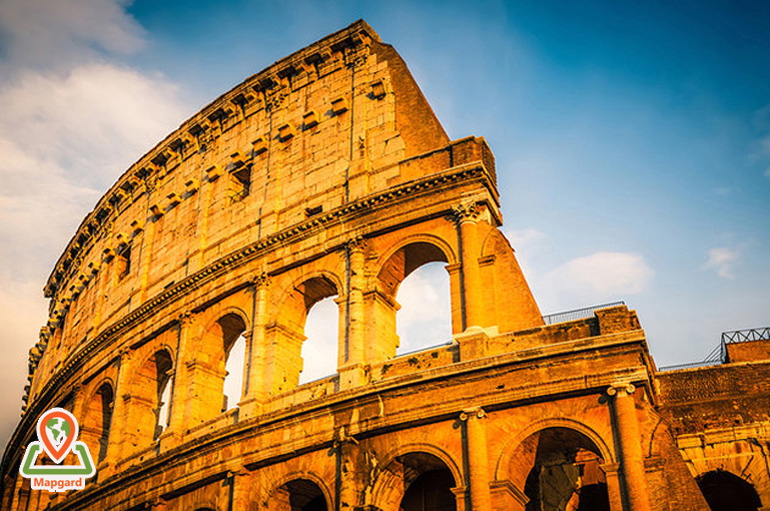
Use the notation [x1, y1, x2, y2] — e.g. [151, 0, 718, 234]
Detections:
[495, 417, 615, 481]
[369, 444, 462, 511]
[266, 274, 342, 395]
[199, 305, 251, 339]
[193, 311, 249, 420]
[371, 237, 455, 362]
[496, 423, 612, 511]
[81, 379, 115, 463]
[375, 235, 456, 296]
[697, 470, 762, 511]
[271, 271, 344, 325]
[265, 474, 332, 511]
[126, 348, 174, 446]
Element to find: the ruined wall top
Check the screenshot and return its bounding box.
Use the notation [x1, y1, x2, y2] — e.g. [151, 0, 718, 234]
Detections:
[41, 19, 496, 313]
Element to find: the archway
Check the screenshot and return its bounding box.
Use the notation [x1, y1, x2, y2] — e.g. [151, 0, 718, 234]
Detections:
[219, 313, 247, 412]
[697, 470, 762, 511]
[375, 242, 451, 361]
[374, 451, 458, 511]
[395, 261, 451, 356]
[267, 478, 329, 511]
[81, 382, 114, 463]
[301, 295, 339, 384]
[515, 428, 610, 511]
[270, 276, 340, 394]
[130, 349, 173, 443]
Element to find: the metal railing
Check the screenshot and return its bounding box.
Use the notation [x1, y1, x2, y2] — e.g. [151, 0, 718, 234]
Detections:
[722, 327, 770, 344]
[659, 326, 769, 371]
[541, 301, 625, 326]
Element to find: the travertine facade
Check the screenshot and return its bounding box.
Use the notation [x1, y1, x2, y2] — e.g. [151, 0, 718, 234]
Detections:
[2, 20, 769, 511]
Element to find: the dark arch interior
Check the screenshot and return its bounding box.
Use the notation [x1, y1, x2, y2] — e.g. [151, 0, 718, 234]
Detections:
[218, 313, 247, 352]
[378, 242, 448, 296]
[398, 452, 457, 511]
[697, 470, 762, 511]
[282, 478, 328, 511]
[96, 383, 114, 462]
[522, 428, 609, 511]
[298, 276, 338, 312]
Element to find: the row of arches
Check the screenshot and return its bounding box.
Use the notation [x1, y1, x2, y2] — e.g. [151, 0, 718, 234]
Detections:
[76, 241, 454, 460]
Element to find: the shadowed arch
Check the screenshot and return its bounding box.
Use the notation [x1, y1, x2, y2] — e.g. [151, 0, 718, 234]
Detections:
[266, 473, 332, 511]
[372, 237, 456, 361]
[370, 444, 462, 511]
[495, 418, 615, 482]
[697, 470, 762, 511]
[81, 379, 115, 463]
[126, 348, 174, 447]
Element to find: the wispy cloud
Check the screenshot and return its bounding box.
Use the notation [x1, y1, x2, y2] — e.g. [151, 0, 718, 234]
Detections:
[702, 247, 740, 279]
[0, 0, 145, 70]
[396, 262, 451, 353]
[0, 0, 191, 451]
[536, 251, 654, 311]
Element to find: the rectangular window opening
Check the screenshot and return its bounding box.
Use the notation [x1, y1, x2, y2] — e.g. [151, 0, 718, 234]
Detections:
[229, 166, 251, 203]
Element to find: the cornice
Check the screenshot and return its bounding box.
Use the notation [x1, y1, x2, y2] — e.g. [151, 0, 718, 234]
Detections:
[3, 161, 495, 475]
[44, 19, 379, 299]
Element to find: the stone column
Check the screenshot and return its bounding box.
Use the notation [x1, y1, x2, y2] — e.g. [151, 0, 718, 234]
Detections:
[340, 238, 367, 388]
[460, 407, 492, 511]
[335, 428, 360, 511]
[230, 470, 252, 510]
[607, 383, 651, 511]
[104, 348, 132, 469]
[242, 273, 269, 417]
[453, 203, 483, 331]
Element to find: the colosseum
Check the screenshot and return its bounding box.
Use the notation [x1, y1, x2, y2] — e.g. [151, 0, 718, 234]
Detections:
[2, 20, 769, 511]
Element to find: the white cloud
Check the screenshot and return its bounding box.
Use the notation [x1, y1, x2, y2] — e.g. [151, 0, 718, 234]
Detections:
[0, 0, 192, 452]
[535, 251, 654, 311]
[302, 297, 339, 384]
[702, 247, 740, 279]
[396, 262, 452, 354]
[0, 64, 189, 281]
[0, 0, 145, 69]
[764, 167, 770, 179]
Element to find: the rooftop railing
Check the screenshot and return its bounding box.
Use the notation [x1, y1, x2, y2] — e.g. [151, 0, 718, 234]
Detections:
[541, 301, 625, 326]
[659, 326, 769, 371]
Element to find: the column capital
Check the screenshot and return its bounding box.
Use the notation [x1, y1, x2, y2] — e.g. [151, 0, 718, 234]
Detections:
[606, 382, 635, 397]
[451, 202, 480, 224]
[177, 310, 197, 327]
[459, 407, 487, 421]
[251, 272, 270, 288]
[118, 346, 132, 361]
[345, 236, 368, 253]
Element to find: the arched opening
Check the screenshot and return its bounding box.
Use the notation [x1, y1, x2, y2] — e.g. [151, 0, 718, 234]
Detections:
[515, 428, 610, 511]
[697, 470, 762, 511]
[267, 478, 329, 511]
[395, 261, 451, 355]
[129, 349, 173, 445]
[301, 296, 339, 385]
[219, 314, 247, 412]
[270, 276, 339, 394]
[81, 382, 114, 464]
[376, 242, 451, 361]
[375, 451, 458, 511]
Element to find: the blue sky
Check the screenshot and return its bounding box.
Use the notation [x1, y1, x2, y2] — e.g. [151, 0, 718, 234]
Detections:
[1, 0, 768, 449]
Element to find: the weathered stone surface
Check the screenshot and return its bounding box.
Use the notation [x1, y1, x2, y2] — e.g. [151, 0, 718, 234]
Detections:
[2, 20, 768, 511]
